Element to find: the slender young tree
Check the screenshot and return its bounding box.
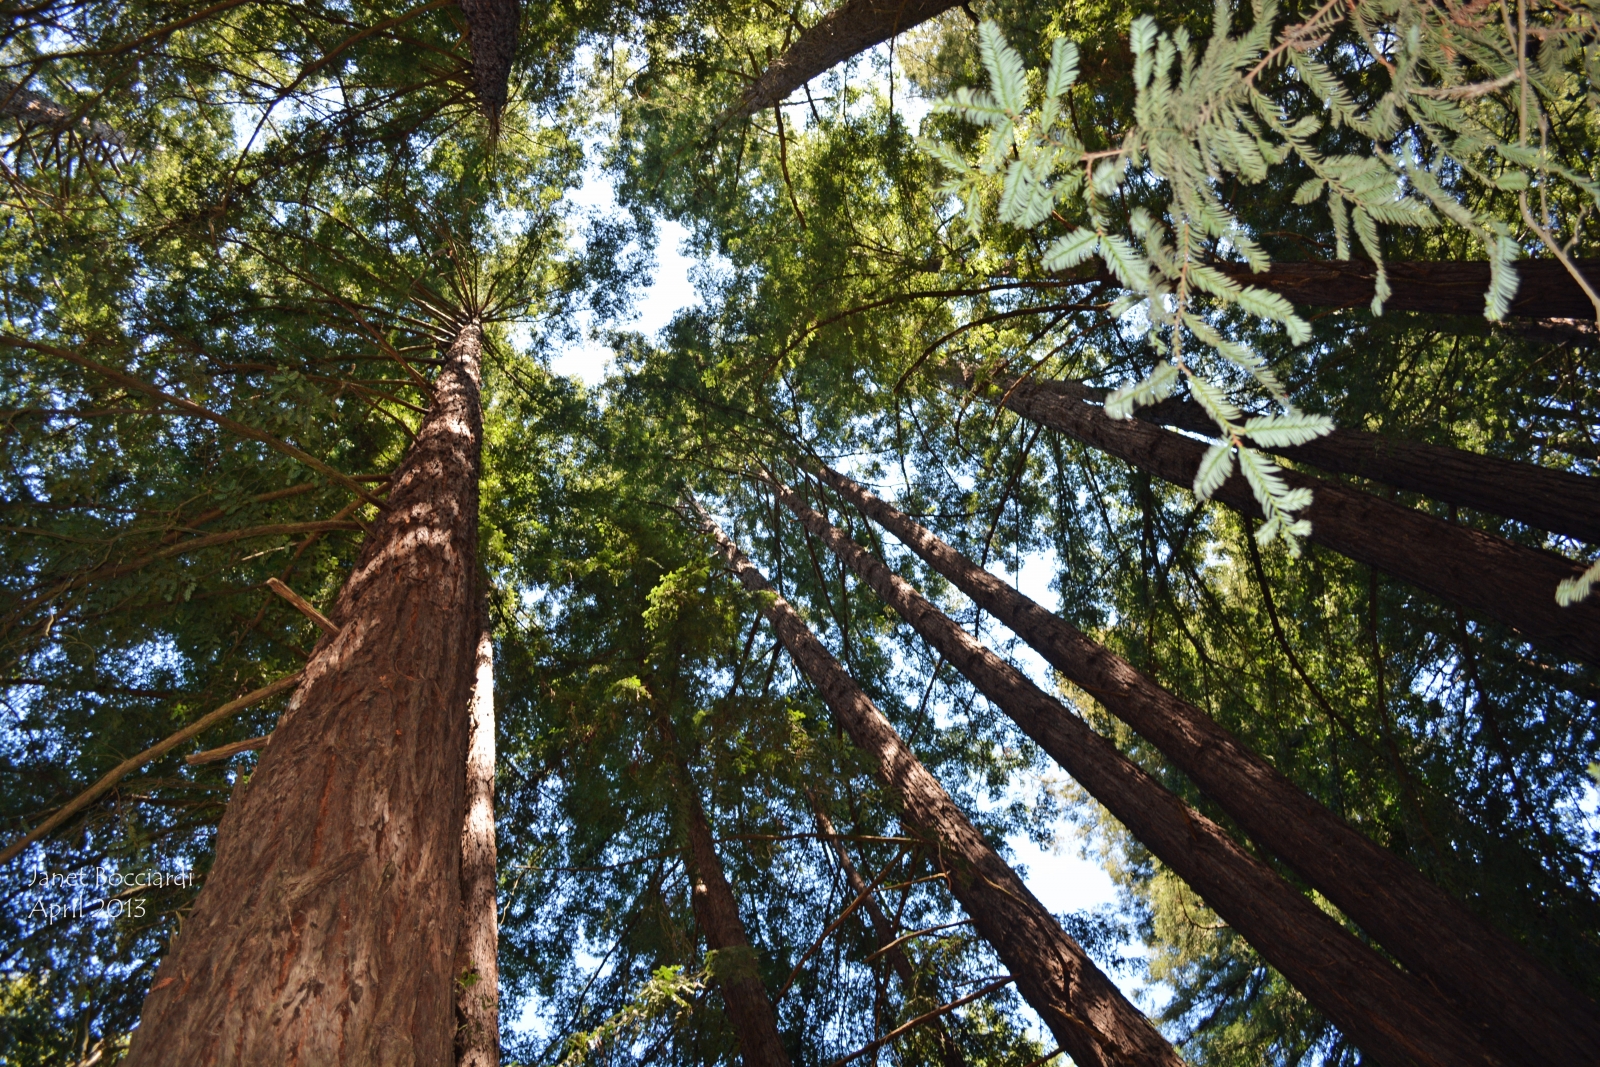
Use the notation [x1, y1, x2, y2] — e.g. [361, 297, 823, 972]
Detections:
[814, 462, 1600, 1067]
[124, 318, 486, 1065]
[458, 599, 500, 1067]
[687, 501, 1186, 1067]
[768, 477, 1518, 1067]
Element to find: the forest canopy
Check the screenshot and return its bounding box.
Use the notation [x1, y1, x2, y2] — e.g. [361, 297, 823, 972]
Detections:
[1, 0, 1597, 1064]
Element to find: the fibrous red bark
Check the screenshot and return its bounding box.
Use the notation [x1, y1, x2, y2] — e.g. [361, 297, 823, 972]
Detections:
[770, 480, 1512, 1067]
[816, 463, 1600, 1067]
[0, 79, 125, 146]
[980, 372, 1600, 667]
[688, 499, 1189, 1067]
[736, 0, 963, 117]
[456, 603, 499, 1067]
[125, 321, 485, 1066]
[457, 0, 519, 124]
[1217, 258, 1600, 320]
[1078, 382, 1600, 544]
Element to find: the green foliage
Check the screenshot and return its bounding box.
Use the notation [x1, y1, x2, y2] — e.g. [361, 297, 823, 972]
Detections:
[3, 0, 1598, 1062]
[923, 3, 1600, 562]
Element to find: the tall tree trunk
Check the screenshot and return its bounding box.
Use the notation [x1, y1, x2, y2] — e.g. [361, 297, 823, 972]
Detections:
[685, 500, 1184, 1067]
[1029, 380, 1600, 543]
[735, 0, 962, 116]
[457, 599, 499, 1067]
[125, 321, 486, 1066]
[657, 726, 793, 1067]
[811, 804, 968, 1067]
[770, 481, 1516, 1067]
[977, 371, 1600, 667]
[1215, 258, 1600, 320]
[457, 0, 519, 127]
[816, 463, 1600, 1067]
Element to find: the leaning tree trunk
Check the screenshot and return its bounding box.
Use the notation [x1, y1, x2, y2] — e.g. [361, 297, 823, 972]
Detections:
[659, 730, 793, 1067]
[1215, 258, 1600, 320]
[816, 463, 1600, 1067]
[771, 481, 1516, 1067]
[456, 599, 499, 1067]
[976, 371, 1600, 667]
[811, 805, 967, 1067]
[1027, 379, 1600, 544]
[688, 500, 1183, 1067]
[735, 0, 962, 116]
[125, 321, 486, 1067]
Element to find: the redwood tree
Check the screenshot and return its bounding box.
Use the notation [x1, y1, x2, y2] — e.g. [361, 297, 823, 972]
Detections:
[125, 319, 485, 1065]
[690, 503, 1185, 1067]
[814, 461, 1600, 1066]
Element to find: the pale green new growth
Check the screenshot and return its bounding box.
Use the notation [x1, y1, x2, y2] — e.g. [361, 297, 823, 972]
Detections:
[559, 965, 705, 1067]
[925, 2, 1600, 586]
[1557, 560, 1600, 609]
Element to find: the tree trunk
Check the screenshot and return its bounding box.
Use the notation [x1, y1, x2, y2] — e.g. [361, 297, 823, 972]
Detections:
[457, 0, 519, 125]
[811, 805, 967, 1067]
[1215, 258, 1600, 320]
[817, 463, 1600, 1067]
[0, 79, 124, 146]
[982, 372, 1600, 667]
[457, 600, 499, 1067]
[125, 321, 486, 1066]
[660, 733, 793, 1067]
[770, 482, 1514, 1067]
[735, 0, 962, 116]
[1030, 381, 1600, 544]
[689, 501, 1185, 1067]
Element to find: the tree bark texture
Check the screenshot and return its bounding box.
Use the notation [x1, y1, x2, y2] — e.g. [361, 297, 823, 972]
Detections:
[985, 373, 1600, 667]
[456, 602, 499, 1067]
[687, 503, 1184, 1067]
[811, 805, 967, 1067]
[1034, 381, 1600, 544]
[1217, 258, 1600, 320]
[736, 0, 962, 116]
[125, 322, 485, 1067]
[0, 79, 124, 146]
[671, 751, 794, 1067]
[816, 463, 1600, 1067]
[771, 482, 1515, 1067]
[457, 0, 519, 122]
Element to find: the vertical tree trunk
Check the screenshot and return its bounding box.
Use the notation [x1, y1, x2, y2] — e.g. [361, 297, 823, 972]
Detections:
[457, 600, 499, 1067]
[456, 0, 518, 127]
[1039, 377, 1600, 545]
[816, 463, 1600, 1067]
[686, 500, 1184, 1067]
[770, 481, 1515, 1067]
[125, 321, 486, 1066]
[976, 371, 1600, 667]
[659, 729, 793, 1067]
[811, 804, 967, 1067]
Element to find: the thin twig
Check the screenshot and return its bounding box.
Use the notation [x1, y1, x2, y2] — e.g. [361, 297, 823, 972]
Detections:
[0, 673, 302, 865]
[265, 578, 340, 635]
[185, 734, 271, 766]
[826, 976, 1014, 1067]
